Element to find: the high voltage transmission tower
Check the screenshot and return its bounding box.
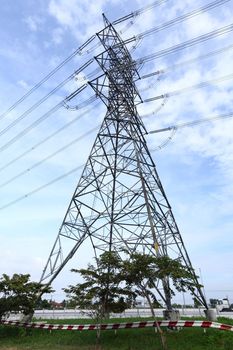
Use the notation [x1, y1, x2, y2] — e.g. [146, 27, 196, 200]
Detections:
[40, 15, 207, 310]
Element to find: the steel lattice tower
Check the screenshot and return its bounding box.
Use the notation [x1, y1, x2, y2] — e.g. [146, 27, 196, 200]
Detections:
[41, 16, 207, 309]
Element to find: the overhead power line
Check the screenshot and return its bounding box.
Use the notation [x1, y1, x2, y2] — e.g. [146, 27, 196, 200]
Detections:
[1, 109, 233, 210]
[3, 17, 232, 146]
[0, 103, 62, 153]
[0, 1, 232, 210]
[0, 165, 84, 211]
[112, 0, 169, 25]
[148, 111, 233, 134]
[1, 25, 232, 154]
[72, 31, 233, 110]
[0, 0, 229, 147]
[136, 23, 233, 64]
[0, 103, 168, 189]
[0, 20, 232, 155]
[150, 128, 177, 151]
[0, 84, 96, 153]
[137, 0, 231, 40]
[0, 0, 168, 122]
[144, 72, 233, 103]
[0, 125, 100, 189]
[104, 22, 233, 79]
[0, 36, 96, 122]
[148, 111, 233, 151]
[139, 43, 233, 80]
[0, 103, 100, 173]
[0, 59, 94, 138]
[0, 94, 167, 177]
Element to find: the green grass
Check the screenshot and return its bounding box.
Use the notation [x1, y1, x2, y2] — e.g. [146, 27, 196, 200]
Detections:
[0, 317, 233, 350]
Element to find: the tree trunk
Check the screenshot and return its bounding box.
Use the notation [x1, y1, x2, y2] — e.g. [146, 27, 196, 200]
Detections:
[144, 292, 168, 350]
[20, 312, 34, 323]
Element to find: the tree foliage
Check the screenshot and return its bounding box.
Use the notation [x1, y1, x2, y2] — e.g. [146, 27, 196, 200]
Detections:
[0, 273, 51, 320]
[122, 253, 161, 311]
[64, 251, 202, 321]
[122, 253, 202, 312]
[35, 298, 52, 310]
[154, 255, 202, 294]
[64, 251, 135, 319]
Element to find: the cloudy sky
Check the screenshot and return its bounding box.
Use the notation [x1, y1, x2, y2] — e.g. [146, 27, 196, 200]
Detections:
[0, 0, 233, 305]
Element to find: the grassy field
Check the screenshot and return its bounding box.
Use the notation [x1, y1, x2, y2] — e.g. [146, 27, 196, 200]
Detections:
[1, 317, 233, 350]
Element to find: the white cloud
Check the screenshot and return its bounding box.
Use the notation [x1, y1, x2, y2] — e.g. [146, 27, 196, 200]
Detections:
[48, 0, 140, 42]
[24, 16, 42, 32]
[52, 27, 64, 44]
[25, 16, 38, 31]
[48, 0, 104, 38]
[49, 0, 75, 26]
[17, 79, 30, 90]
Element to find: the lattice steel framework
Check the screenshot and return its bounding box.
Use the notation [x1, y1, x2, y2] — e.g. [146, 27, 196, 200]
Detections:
[40, 16, 207, 309]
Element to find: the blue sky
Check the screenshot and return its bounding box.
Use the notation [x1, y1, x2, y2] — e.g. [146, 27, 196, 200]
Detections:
[1, 0, 233, 304]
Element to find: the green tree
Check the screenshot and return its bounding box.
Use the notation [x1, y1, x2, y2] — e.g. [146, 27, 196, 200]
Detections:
[65, 298, 78, 309]
[122, 253, 163, 316]
[64, 251, 135, 321]
[122, 253, 202, 350]
[35, 297, 52, 310]
[123, 253, 202, 315]
[0, 273, 51, 320]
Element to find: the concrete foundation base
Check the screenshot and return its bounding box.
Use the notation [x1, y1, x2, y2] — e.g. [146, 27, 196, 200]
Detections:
[204, 308, 217, 321]
[163, 309, 180, 321]
[20, 312, 34, 323]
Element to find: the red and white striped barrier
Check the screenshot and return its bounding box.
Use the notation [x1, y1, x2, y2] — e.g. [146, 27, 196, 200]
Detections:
[1, 320, 233, 332]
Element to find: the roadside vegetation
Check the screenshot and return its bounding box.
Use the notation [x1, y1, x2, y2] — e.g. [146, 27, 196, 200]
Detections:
[1, 317, 233, 350]
[0, 252, 229, 349]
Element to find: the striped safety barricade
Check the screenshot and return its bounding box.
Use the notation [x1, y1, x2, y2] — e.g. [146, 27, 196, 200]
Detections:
[1, 320, 233, 332]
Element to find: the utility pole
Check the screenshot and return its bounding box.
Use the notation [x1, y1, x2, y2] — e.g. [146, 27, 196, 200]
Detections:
[40, 15, 208, 311]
